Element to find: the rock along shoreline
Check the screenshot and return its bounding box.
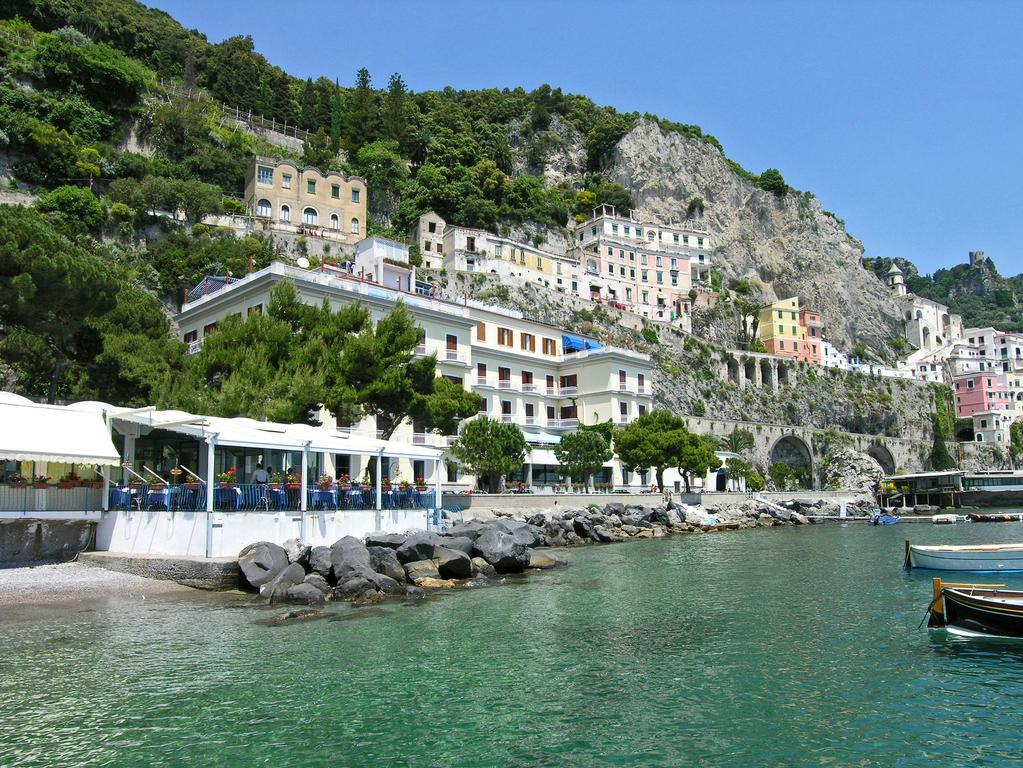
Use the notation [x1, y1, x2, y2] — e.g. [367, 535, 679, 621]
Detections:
[238, 496, 880, 619]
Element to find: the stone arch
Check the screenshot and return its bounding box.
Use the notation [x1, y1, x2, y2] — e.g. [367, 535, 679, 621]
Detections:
[726, 357, 740, 385]
[760, 360, 774, 390]
[743, 358, 757, 386]
[922, 326, 931, 349]
[865, 443, 896, 475]
[769, 434, 814, 489]
[777, 362, 791, 386]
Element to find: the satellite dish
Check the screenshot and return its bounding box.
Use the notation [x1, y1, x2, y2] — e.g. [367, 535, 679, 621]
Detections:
[296, 257, 310, 269]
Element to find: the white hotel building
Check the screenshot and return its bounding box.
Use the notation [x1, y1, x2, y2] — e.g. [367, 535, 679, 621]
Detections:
[176, 259, 656, 490]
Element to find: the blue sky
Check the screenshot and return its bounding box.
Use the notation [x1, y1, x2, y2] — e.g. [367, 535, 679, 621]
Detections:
[148, 0, 1023, 276]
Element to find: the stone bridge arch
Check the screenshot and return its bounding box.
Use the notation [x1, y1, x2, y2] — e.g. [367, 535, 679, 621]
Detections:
[865, 442, 896, 475]
[769, 434, 815, 489]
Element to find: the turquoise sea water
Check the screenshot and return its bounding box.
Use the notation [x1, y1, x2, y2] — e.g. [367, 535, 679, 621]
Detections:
[4, 519, 1023, 767]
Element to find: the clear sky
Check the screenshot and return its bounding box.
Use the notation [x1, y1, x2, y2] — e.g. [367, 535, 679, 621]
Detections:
[147, 0, 1023, 276]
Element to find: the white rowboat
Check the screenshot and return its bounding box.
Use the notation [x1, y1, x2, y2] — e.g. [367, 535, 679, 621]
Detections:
[905, 540, 1023, 572]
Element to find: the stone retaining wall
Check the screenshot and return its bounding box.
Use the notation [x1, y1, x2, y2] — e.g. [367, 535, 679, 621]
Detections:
[0, 519, 94, 564]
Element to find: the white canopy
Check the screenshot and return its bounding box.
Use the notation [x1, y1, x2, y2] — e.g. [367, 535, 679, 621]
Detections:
[109, 408, 443, 460]
[0, 399, 121, 465]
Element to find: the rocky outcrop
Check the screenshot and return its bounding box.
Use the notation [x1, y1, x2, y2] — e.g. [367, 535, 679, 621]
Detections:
[823, 449, 884, 494]
[611, 119, 903, 353]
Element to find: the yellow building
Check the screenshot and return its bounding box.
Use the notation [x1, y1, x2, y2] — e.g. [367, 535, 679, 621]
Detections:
[758, 297, 803, 358]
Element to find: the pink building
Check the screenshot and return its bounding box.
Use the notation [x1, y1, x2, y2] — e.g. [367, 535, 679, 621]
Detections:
[953, 372, 1010, 418]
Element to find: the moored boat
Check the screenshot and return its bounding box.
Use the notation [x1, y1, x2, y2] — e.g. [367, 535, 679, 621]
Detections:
[927, 578, 1023, 638]
[966, 512, 1023, 523]
[931, 514, 960, 524]
[870, 513, 900, 525]
[904, 540, 1023, 572]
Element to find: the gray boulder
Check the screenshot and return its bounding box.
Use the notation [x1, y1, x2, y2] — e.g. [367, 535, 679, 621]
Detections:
[491, 519, 542, 548]
[573, 517, 596, 540]
[592, 526, 619, 543]
[439, 535, 474, 556]
[396, 531, 447, 564]
[370, 572, 405, 595]
[303, 573, 331, 594]
[308, 546, 333, 577]
[367, 546, 407, 583]
[471, 556, 497, 578]
[260, 562, 306, 603]
[433, 546, 472, 579]
[282, 538, 310, 566]
[330, 536, 372, 582]
[445, 521, 489, 541]
[823, 448, 884, 494]
[334, 575, 375, 600]
[404, 559, 441, 583]
[364, 532, 407, 549]
[604, 502, 625, 516]
[473, 529, 529, 573]
[238, 541, 290, 589]
[285, 582, 327, 605]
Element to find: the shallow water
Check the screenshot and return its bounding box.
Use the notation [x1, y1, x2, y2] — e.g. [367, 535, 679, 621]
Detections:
[4, 518, 1023, 767]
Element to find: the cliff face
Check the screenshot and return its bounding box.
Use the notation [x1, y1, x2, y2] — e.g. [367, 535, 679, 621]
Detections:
[608, 120, 904, 353]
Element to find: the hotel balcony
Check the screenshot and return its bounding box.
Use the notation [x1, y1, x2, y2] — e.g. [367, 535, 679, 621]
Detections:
[521, 383, 537, 393]
[560, 386, 579, 396]
[440, 349, 469, 365]
[501, 414, 514, 423]
[498, 380, 514, 390]
[412, 433, 457, 448]
[547, 418, 579, 430]
[475, 376, 493, 388]
[616, 415, 632, 425]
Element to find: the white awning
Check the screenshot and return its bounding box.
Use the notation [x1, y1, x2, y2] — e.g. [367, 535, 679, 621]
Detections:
[109, 409, 443, 460]
[527, 449, 561, 465]
[0, 400, 120, 465]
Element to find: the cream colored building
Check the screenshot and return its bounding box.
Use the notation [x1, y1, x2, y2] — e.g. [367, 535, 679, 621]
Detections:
[244, 156, 367, 245]
[410, 211, 446, 269]
[175, 262, 655, 490]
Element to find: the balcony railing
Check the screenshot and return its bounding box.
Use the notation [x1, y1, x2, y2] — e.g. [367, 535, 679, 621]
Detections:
[413, 344, 427, 356]
[617, 415, 631, 425]
[0, 483, 104, 513]
[549, 418, 579, 429]
[618, 383, 631, 392]
[412, 433, 457, 448]
[524, 416, 537, 426]
[545, 386, 557, 396]
[442, 349, 468, 364]
[637, 385, 648, 394]
[498, 380, 513, 390]
[522, 383, 537, 393]
[475, 376, 491, 387]
[501, 414, 514, 423]
[560, 386, 578, 396]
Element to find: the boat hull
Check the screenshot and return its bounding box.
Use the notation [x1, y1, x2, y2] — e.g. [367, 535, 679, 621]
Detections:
[933, 590, 1023, 638]
[906, 542, 1023, 572]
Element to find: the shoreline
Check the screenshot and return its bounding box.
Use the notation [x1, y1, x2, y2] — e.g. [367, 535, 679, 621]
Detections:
[0, 495, 998, 612]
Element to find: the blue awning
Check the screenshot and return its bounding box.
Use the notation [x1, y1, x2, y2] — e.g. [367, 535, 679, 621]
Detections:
[562, 334, 603, 352]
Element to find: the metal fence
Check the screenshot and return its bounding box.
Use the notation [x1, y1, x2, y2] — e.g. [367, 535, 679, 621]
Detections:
[0, 484, 104, 513]
[106, 483, 438, 512]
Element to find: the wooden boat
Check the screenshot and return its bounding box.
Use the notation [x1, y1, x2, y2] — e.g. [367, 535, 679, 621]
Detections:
[966, 512, 1023, 523]
[904, 540, 1023, 572]
[927, 578, 1023, 638]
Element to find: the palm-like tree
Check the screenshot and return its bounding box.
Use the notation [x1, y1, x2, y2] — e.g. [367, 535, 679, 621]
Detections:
[719, 428, 755, 454]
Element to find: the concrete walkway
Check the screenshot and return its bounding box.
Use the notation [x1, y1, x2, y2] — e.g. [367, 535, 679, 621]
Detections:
[78, 551, 241, 590]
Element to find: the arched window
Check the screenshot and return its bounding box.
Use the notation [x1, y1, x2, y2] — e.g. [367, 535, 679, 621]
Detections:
[330, 214, 339, 230]
[351, 218, 360, 234]
[280, 204, 291, 222]
[256, 199, 271, 218]
[303, 207, 318, 226]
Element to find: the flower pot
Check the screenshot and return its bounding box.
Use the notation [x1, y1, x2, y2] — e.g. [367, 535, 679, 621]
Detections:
[286, 483, 301, 490]
[9, 482, 26, 488]
[269, 483, 282, 490]
[218, 483, 235, 489]
[85, 481, 103, 489]
[318, 484, 332, 491]
[58, 482, 77, 489]
[33, 483, 49, 489]
[150, 483, 166, 491]
[183, 482, 200, 491]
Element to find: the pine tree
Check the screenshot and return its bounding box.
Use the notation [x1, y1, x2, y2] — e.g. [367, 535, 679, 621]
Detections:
[342, 67, 379, 154]
[382, 72, 408, 151]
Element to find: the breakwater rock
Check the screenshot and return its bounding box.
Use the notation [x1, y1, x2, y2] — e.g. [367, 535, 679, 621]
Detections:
[239, 499, 832, 607]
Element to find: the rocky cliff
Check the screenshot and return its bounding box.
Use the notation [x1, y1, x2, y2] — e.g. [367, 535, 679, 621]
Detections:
[608, 120, 904, 354]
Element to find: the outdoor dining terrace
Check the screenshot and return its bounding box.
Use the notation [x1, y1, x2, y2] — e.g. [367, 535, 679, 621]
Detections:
[106, 482, 438, 512]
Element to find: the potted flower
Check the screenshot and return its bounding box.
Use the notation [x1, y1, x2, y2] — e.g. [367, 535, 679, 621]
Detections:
[217, 467, 237, 488]
[33, 475, 51, 489]
[338, 473, 351, 489]
[399, 478, 411, 491]
[415, 476, 427, 491]
[361, 470, 373, 491]
[285, 472, 301, 490]
[269, 471, 283, 489]
[381, 476, 391, 491]
[7, 473, 27, 488]
[318, 474, 333, 490]
[58, 470, 80, 489]
[84, 475, 104, 489]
